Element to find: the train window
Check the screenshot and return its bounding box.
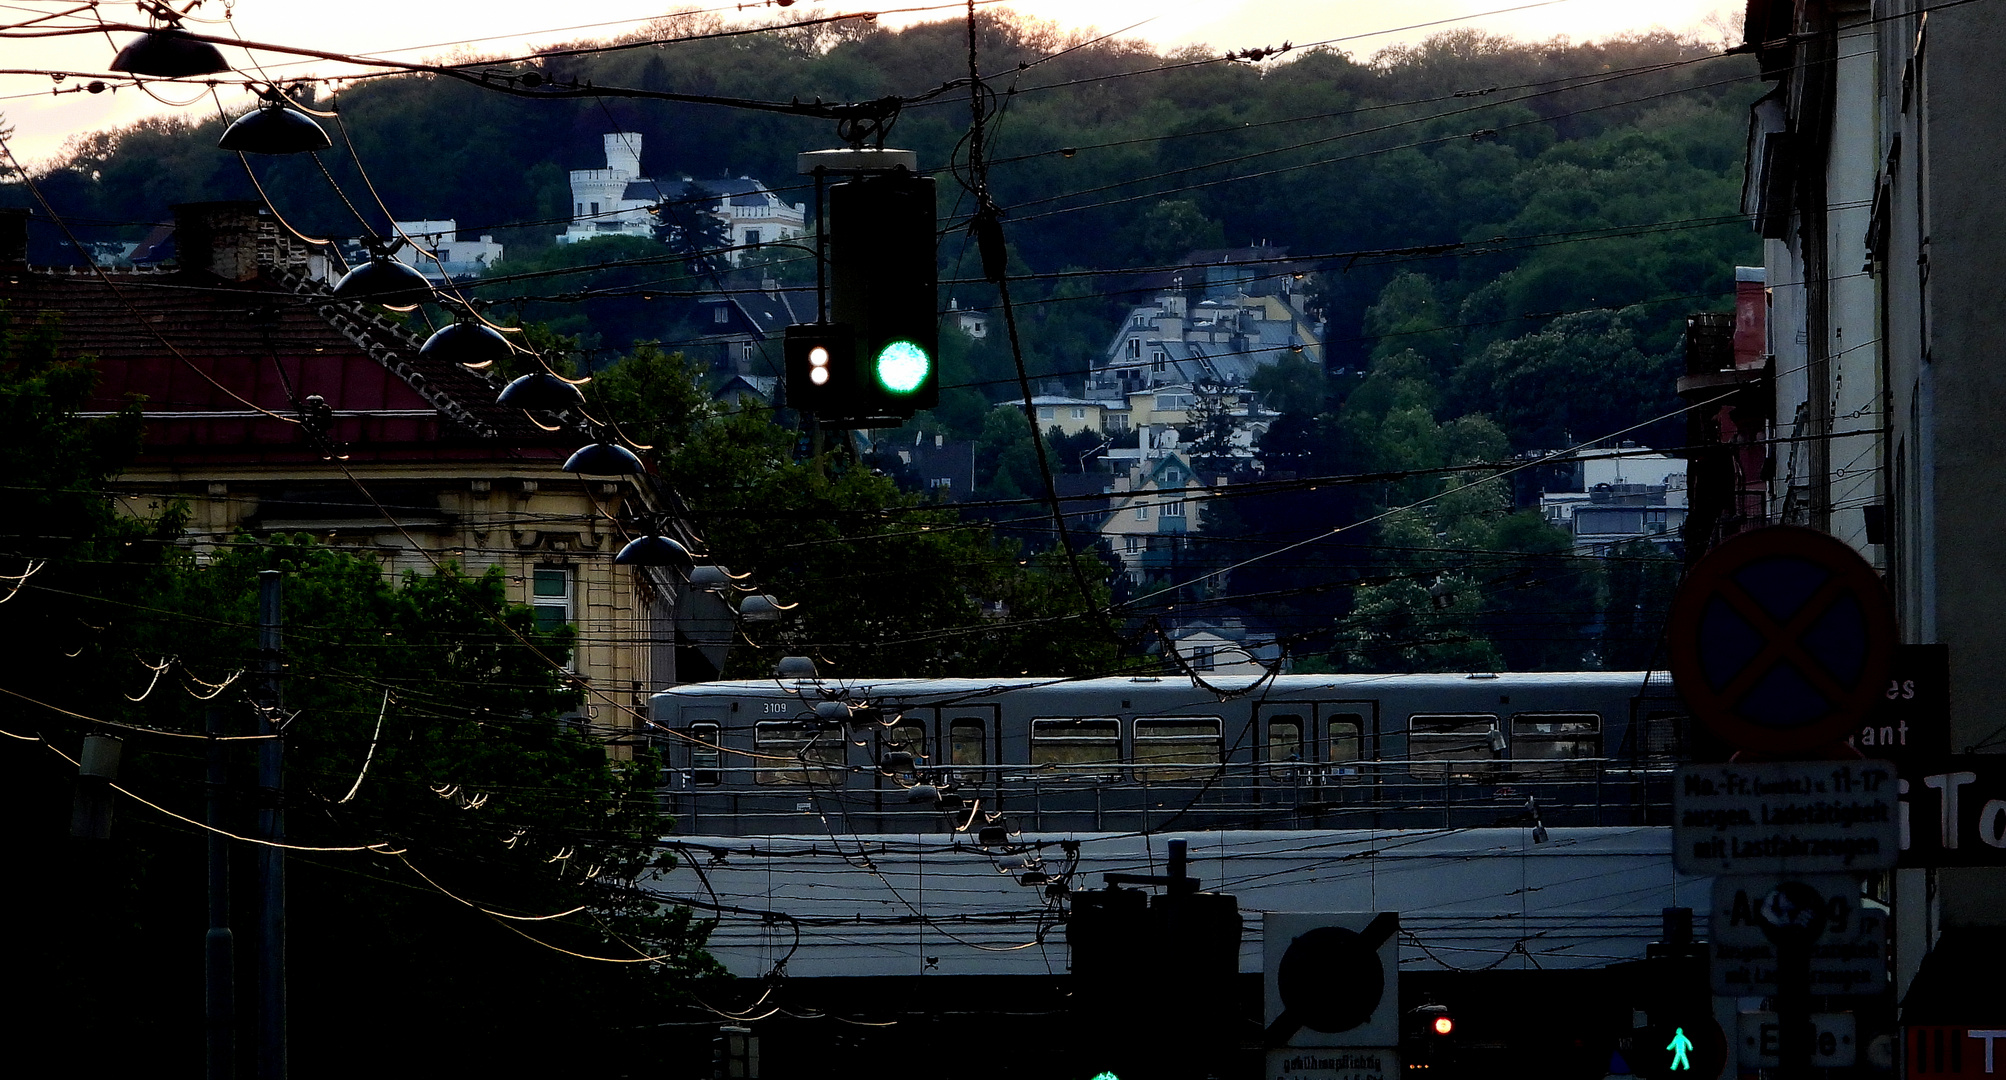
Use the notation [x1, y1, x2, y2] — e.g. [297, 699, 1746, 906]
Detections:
[880, 719, 926, 776]
[1639, 710, 1683, 759]
[1030, 718, 1120, 770]
[754, 721, 846, 786]
[1134, 718, 1223, 781]
[1408, 714, 1499, 780]
[949, 718, 987, 766]
[1328, 713, 1365, 775]
[1267, 715, 1304, 775]
[1511, 714, 1601, 777]
[688, 722, 721, 786]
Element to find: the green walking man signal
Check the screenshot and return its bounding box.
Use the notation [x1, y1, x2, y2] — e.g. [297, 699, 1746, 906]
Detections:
[1667, 1026, 1694, 1071]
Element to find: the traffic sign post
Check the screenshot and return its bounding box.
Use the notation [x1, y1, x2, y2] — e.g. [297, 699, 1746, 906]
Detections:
[1263, 913, 1399, 1050]
[1263, 913, 1399, 1080]
[1672, 761, 1899, 875]
[1739, 1011, 1858, 1069]
[1709, 875, 1887, 996]
[1666, 526, 1897, 755]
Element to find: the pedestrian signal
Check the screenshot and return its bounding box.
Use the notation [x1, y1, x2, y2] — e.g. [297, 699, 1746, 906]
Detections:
[783, 322, 857, 418]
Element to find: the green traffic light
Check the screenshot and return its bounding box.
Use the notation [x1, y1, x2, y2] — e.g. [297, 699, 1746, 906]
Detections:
[874, 339, 931, 395]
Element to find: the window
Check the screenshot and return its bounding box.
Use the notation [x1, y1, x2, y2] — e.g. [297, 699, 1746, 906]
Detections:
[1134, 717, 1222, 781]
[879, 719, 925, 776]
[745, 229, 762, 246]
[1163, 468, 1181, 485]
[1162, 500, 1185, 518]
[1511, 714, 1601, 777]
[1030, 718, 1120, 770]
[1189, 646, 1215, 671]
[949, 718, 987, 767]
[1135, 505, 1150, 521]
[589, 201, 600, 215]
[1039, 406, 1055, 419]
[929, 477, 954, 489]
[1125, 535, 1142, 554]
[1152, 356, 1167, 373]
[712, 306, 730, 325]
[1408, 714, 1499, 780]
[1071, 408, 1086, 420]
[530, 568, 571, 633]
[575, 203, 583, 216]
[689, 722, 721, 786]
[1268, 715, 1304, 774]
[754, 721, 845, 785]
[1127, 338, 1142, 359]
[1328, 713, 1364, 775]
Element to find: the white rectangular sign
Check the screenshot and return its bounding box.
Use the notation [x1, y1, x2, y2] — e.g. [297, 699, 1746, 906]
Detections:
[1738, 1011, 1857, 1067]
[1673, 761, 1899, 873]
[1710, 875, 1887, 995]
[1265, 1048, 1398, 1080]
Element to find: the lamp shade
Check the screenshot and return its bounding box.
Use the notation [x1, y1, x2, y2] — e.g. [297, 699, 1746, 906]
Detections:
[496, 371, 584, 411]
[420, 321, 512, 369]
[775, 655, 818, 679]
[331, 258, 432, 310]
[110, 29, 228, 78]
[613, 534, 692, 568]
[562, 442, 645, 476]
[217, 104, 330, 154]
[739, 593, 796, 622]
[688, 565, 747, 591]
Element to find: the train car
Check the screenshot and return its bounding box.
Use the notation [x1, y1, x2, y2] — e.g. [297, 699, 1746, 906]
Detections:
[649, 670, 1689, 836]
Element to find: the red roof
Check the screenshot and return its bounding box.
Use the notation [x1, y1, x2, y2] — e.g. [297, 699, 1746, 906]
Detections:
[1, 264, 572, 469]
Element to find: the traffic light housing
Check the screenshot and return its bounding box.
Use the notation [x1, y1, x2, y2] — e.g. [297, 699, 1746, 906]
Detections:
[827, 171, 938, 420]
[783, 322, 857, 418]
[1405, 1003, 1456, 1069]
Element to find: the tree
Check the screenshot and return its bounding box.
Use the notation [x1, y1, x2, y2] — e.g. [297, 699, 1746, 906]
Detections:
[0, 315, 721, 1076]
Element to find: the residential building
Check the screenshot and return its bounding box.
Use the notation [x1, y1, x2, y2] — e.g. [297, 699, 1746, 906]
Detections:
[1101, 453, 1208, 584]
[1028, 395, 1104, 437]
[387, 219, 503, 282]
[678, 174, 809, 266]
[1736, 0, 2006, 1019]
[949, 299, 989, 339]
[690, 272, 815, 378]
[895, 433, 978, 501]
[2, 202, 692, 757]
[1087, 247, 1321, 403]
[1536, 445, 1688, 553]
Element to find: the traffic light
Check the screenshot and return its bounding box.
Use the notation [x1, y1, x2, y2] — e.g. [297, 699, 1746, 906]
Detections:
[783, 322, 857, 418]
[827, 171, 938, 420]
[1405, 1003, 1456, 1069]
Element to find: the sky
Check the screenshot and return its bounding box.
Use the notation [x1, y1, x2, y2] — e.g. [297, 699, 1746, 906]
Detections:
[0, 0, 1736, 168]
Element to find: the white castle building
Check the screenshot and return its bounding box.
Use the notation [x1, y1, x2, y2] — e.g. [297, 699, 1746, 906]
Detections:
[557, 132, 808, 265]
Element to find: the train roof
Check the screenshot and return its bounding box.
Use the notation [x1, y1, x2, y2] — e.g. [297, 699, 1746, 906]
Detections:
[653, 670, 1677, 702]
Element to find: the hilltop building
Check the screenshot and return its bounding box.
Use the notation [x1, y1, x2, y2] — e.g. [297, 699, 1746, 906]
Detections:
[385, 219, 503, 282]
[554, 132, 808, 267]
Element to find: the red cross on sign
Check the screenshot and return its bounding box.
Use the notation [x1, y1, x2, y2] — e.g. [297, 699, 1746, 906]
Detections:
[1666, 526, 1896, 753]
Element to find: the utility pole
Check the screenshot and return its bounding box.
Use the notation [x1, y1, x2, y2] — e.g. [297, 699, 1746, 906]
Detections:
[255, 570, 286, 1080]
[205, 705, 234, 1080]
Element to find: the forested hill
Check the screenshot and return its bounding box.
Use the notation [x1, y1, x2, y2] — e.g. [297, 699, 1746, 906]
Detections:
[18, 15, 1757, 375]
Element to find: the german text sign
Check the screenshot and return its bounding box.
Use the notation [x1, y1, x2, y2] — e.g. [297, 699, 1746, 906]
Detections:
[1265, 1048, 1398, 1080]
[1673, 761, 1898, 873]
[1710, 875, 1887, 995]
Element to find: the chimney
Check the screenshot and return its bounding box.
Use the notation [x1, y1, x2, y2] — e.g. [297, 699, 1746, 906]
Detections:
[0, 208, 27, 265]
[171, 202, 319, 281]
[172, 202, 267, 282]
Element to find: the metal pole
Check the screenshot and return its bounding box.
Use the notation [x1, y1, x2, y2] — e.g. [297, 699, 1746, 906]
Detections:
[206, 705, 234, 1080]
[255, 570, 287, 1080]
[1776, 937, 1813, 1080]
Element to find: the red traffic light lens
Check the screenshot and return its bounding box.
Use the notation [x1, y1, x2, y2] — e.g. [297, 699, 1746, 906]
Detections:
[1432, 1016, 1453, 1036]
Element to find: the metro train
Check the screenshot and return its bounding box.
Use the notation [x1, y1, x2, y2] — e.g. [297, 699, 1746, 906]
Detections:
[649, 670, 1690, 834]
